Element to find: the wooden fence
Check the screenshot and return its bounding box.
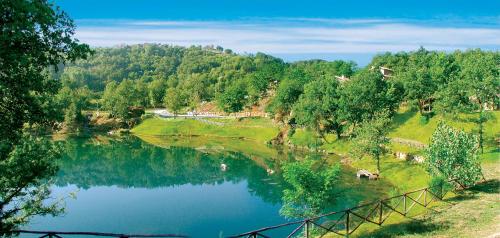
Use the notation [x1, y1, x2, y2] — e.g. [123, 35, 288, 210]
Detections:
[3, 230, 187, 238]
[229, 184, 454, 238]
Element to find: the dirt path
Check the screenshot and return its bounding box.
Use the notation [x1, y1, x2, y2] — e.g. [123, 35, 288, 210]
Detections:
[390, 137, 427, 149]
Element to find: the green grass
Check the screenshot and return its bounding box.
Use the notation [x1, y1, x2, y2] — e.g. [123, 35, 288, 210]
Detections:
[352, 162, 500, 238]
[131, 110, 499, 237]
[131, 117, 280, 143]
[389, 109, 500, 144]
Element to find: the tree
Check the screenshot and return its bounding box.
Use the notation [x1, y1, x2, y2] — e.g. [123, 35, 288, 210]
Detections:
[426, 122, 483, 187]
[216, 80, 248, 113]
[0, 0, 90, 232]
[56, 86, 92, 132]
[399, 48, 437, 114]
[350, 112, 392, 174]
[293, 77, 343, 139]
[164, 88, 184, 115]
[102, 79, 148, 121]
[456, 50, 499, 153]
[280, 160, 341, 218]
[148, 78, 167, 107]
[338, 70, 402, 127]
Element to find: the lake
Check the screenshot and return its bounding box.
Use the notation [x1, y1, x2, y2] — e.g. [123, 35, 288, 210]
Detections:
[26, 136, 391, 237]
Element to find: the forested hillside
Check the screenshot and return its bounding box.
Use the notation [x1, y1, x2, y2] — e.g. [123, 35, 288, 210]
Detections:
[52, 44, 498, 140]
[52, 44, 356, 127]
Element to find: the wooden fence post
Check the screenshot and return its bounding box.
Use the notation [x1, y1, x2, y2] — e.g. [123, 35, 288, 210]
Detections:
[424, 189, 427, 206]
[305, 220, 310, 238]
[345, 211, 350, 237]
[403, 194, 407, 215]
[379, 201, 383, 225]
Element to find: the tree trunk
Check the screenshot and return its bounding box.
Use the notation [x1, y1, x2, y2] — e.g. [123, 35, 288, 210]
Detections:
[418, 100, 423, 114]
[376, 155, 381, 175]
[478, 99, 484, 154]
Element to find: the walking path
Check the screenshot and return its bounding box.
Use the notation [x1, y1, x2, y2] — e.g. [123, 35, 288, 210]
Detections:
[153, 109, 226, 126]
[390, 137, 427, 148]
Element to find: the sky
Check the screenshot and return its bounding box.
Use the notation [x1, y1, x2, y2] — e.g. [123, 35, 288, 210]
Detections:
[56, 0, 500, 66]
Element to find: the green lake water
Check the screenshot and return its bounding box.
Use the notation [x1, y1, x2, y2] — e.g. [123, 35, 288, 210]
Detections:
[26, 136, 391, 237]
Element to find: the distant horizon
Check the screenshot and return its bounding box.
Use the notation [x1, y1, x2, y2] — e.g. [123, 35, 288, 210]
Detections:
[84, 42, 496, 67]
[59, 0, 500, 66]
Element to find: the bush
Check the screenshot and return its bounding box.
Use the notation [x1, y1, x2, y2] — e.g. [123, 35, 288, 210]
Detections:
[426, 122, 483, 187]
[428, 176, 453, 199]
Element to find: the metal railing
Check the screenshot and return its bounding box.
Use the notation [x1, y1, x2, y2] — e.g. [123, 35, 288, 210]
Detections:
[229, 185, 453, 238]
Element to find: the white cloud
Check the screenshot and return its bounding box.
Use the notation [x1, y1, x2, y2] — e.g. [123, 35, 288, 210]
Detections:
[75, 19, 500, 54]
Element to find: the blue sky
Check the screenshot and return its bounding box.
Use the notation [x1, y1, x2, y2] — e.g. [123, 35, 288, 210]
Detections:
[56, 0, 500, 65]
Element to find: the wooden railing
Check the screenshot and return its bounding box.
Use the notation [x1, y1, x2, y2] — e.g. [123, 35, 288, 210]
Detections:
[229, 185, 453, 238]
[4, 230, 188, 238]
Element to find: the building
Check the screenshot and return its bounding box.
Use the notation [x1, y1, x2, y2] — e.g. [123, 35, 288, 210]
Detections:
[379, 66, 393, 79]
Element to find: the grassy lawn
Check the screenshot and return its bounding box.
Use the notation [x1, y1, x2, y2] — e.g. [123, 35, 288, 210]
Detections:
[389, 109, 500, 145]
[131, 117, 279, 143]
[352, 161, 500, 238]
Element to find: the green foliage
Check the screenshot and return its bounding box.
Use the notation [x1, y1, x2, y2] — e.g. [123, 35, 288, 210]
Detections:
[351, 111, 392, 174]
[164, 88, 185, 115]
[56, 86, 92, 132]
[58, 44, 286, 112]
[293, 77, 342, 138]
[280, 160, 341, 218]
[102, 79, 148, 120]
[428, 175, 453, 199]
[338, 70, 403, 126]
[268, 61, 356, 120]
[426, 122, 483, 187]
[0, 134, 63, 233]
[148, 78, 168, 107]
[267, 78, 305, 117]
[0, 0, 90, 231]
[217, 80, 248, 113]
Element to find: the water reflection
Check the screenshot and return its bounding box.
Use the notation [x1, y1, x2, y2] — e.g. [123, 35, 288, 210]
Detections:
[27, 136, 392, 237]
[56, 136, 286, 204]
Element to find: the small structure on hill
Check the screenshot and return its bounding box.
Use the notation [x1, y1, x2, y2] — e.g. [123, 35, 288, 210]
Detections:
[335, 75, 350, 83]
[421, 97, 435, 114]
[379, 66, 393, 79]
[468, 95, 499, 111]
[220, 163, 228, 171]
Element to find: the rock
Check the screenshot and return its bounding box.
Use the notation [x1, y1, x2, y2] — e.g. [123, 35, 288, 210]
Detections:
[220, 163, 228, 171]
[356, 170, 379, 180]
[266, 168, 275, 175]
[394, 151, 409, 160]
[413, 155, 425, 163]
[357, 169, 372, 179]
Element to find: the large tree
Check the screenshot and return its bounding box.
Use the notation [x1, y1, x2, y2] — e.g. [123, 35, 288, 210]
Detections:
[426, 123, 483, 187]
[293, 77, 343, 139]
[456, 50, 499, 153]
[280, 160, 340, 218]
[338, 70, 402, 127]
[350, 112, 392, 175]
[0, 0, 90, 233]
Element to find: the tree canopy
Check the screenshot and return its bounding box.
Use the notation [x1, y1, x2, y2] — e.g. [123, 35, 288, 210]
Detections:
[0, 0, 90, 232]
[426, 123, 483, 187]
